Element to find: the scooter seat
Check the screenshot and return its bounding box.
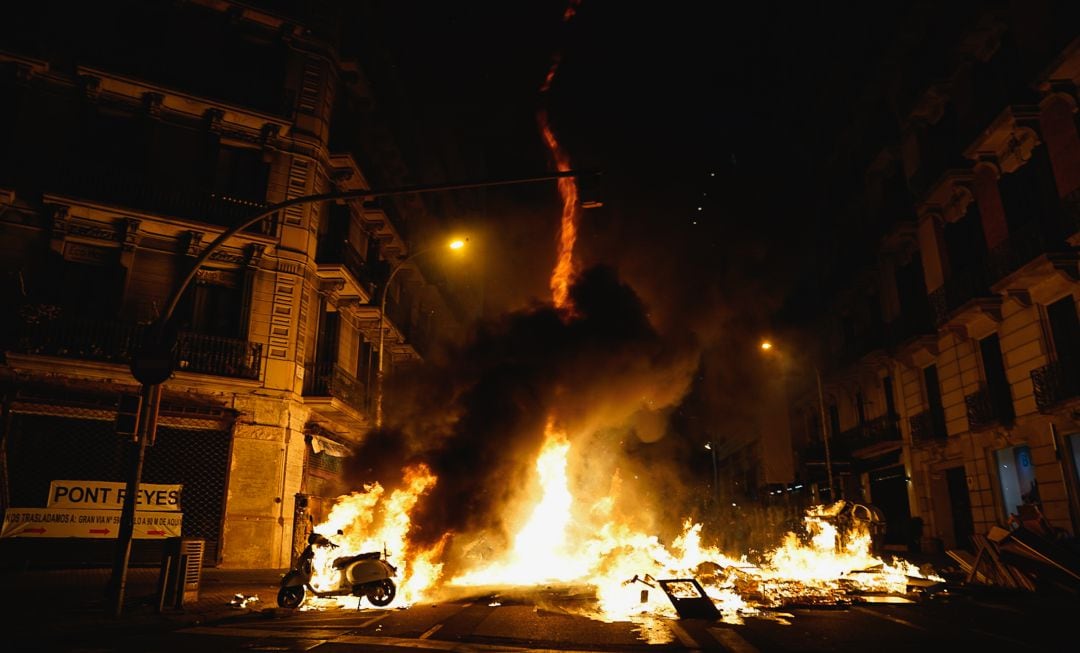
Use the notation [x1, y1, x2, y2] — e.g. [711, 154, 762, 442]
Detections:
[332, 551, 381, 568]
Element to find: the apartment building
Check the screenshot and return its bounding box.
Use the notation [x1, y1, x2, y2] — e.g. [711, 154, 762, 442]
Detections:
[789, 6, 1080, 551]
[0, 1, 466, 567]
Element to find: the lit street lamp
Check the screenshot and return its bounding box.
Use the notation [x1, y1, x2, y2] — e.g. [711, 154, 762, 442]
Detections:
[111, 171, 585, 617]
[760, 340, 835, 502]
[374, 238, 467, 428]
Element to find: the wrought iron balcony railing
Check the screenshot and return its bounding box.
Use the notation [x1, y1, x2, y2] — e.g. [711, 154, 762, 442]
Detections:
[315, 237, 381, 295]
[1031, 359, 1080, 413]
[928, 266, 991, 326]
[303, 362, 368, 415]
[836, 414, 901, 449]
[7, 315, 261, 380]
[909, 408, 947, 444]
[175, 332, 262, 380]
[964, 383, 1014, 431]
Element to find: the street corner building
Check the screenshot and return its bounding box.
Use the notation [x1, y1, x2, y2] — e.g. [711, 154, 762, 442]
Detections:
[774, 6, 1080, 556]
[0, 1, 473, 569]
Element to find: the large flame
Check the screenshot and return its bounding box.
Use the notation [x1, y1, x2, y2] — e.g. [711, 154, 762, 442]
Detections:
[305, 422, 938, 622]
[308, 463, 442, 607]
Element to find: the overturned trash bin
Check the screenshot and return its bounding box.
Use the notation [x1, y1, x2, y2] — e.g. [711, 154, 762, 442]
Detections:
[158, 537, 205, 611]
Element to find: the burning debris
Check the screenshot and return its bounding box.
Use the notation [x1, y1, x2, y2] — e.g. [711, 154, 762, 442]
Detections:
[297, 420, 942, 622]
[228, 593, 260, 609]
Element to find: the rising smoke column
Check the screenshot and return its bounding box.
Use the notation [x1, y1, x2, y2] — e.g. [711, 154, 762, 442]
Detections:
[365, 266, 699, 578]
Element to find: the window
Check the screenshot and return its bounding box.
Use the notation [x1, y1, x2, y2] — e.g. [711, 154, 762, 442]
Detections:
[180, 268, 242, 338]
[882, 376, 897, 418]
[979, 333, 1014, 423]
[995, 444, 1039, 520]
[923, 364, 946, 437]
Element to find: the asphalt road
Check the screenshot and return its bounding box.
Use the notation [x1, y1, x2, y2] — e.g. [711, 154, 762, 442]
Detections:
[18, 584, 1078, 652]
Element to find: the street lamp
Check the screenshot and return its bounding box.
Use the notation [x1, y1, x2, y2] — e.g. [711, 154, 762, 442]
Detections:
[374, 237, 466, 428]
[760, 339, 835, 503]
[704, 441, 718, 509]
[110, 170, 585, 617]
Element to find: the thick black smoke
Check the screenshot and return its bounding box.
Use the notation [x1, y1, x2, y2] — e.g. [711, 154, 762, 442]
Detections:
[343, 265, 701, 571]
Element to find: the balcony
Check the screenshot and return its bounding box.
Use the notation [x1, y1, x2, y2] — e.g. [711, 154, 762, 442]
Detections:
[7, 315, 261, 380]
[1031, 360, 1080, 413]
[837, 414, 902, 458]
[964, 383, 1015, 431]
[315, 237, 382, 298]
[303, 362, 369, 425]
[985, 220, 1053, 285]
[909, 408, 947, 444]
[11, 164, 275, 236]
[928, 266, 993, 327]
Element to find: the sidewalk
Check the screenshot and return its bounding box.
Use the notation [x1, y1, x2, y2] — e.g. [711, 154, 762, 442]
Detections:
[1, 565, 285, 633]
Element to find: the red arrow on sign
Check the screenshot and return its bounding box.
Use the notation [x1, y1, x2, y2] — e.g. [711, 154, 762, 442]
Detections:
[147, 530, 166, 536]
[24, 528, 46, 534]
[89, 528, 110, 535]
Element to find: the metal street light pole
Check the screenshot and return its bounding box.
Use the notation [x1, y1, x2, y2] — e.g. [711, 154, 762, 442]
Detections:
[814, 365, 835, 502]
[110, 170, 584, 617]
[760, 340, 835, 504]
[375, 240, 464, 428]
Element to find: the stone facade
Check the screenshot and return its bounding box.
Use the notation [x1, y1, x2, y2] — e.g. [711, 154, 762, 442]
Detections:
[0, 1, 463, 568]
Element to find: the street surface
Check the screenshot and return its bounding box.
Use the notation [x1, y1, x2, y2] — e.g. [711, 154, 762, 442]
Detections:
[17, 583, 1076, 652]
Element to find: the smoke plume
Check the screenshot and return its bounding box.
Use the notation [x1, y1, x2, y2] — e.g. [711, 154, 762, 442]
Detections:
[344, 265, 702, 575]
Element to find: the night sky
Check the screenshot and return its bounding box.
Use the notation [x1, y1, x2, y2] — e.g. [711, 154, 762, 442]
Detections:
[352, 0, 907, 331]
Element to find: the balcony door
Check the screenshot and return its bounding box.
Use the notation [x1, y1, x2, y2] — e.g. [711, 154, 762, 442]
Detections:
[923, 364, 946, 437]
[1048, 295, 1080, 368]
[180, 269, 242, 338]
[979, 333, 1014, 424]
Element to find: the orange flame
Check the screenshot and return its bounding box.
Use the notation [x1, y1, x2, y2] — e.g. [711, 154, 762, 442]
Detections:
[540, 0, 583, 311]
[539, 110, 580, 311]
[307, 463, 441, 607]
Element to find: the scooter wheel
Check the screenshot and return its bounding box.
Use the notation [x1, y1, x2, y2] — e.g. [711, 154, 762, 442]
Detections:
[367, 579, 396, 607]
[277, 585, 305, 609]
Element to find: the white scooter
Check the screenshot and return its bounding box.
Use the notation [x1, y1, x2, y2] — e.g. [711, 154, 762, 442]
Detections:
[277, 531, 397, 609]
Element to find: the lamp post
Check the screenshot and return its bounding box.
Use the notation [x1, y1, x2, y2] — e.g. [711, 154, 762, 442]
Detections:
[110, 170, 583, 617]
[813, 365, 835, 502]
[760, 340, 835, 503]
[374, 238, 465, 428]
[704, 440, 718, 509]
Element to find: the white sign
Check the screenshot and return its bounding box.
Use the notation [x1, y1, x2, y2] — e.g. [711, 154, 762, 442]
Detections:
[1, 508, 182, 539]
[47, 480, 182, 512]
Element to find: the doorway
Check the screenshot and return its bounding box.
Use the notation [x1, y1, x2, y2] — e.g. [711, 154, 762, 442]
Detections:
[946, 466, 975, 551]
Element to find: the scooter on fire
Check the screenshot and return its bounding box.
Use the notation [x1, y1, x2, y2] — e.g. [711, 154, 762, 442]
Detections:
[277, 531, 397, 609]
